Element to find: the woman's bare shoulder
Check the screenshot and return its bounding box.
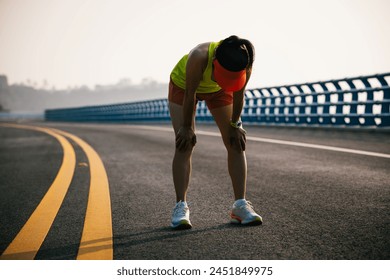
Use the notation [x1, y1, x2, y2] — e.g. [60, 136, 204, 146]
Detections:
[189, 42, 210, 58]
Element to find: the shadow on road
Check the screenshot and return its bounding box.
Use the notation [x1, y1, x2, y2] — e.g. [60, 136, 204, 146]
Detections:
[112, 222, 263, 259]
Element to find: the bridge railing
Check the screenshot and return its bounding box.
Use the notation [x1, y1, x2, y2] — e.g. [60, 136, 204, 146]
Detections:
[45, 73, 390, 128]
[242, 72, 390, 127]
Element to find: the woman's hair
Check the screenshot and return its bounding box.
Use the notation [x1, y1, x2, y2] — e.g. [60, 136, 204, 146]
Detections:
[215, 35, 255, 71]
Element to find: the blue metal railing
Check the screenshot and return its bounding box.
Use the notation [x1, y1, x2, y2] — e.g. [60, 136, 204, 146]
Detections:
[45, 73, 390, 127]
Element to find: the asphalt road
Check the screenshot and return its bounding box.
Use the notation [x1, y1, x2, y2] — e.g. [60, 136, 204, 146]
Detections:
[0, 121, 389, 260]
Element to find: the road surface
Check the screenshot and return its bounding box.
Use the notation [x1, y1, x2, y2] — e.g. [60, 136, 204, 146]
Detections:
[0, 121, 389, 260]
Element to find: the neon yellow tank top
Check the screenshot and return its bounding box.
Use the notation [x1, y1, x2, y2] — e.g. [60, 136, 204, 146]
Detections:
[170, 41, 221, 93]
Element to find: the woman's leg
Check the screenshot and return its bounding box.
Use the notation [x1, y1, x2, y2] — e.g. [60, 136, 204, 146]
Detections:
[169, 101, 195, 202]
[209, 105, 247, 200]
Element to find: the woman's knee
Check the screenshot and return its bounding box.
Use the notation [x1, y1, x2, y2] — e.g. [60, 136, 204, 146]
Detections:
[223, 138, 246, 155]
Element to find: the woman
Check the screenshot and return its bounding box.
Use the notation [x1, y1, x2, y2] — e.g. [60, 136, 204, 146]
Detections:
[169, 35, 262, 229]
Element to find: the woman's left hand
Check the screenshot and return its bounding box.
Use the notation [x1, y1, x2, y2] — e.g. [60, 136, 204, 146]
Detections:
[229, 126, 246, 152]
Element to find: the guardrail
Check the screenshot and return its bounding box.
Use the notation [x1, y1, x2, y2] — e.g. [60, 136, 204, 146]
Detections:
[0, 112, 44, 121]
[45, 73, 390, 128]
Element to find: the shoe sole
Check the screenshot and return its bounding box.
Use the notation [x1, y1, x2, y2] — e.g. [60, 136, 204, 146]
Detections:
[231, 215, 263, 226]
[171, 221, 192, 230]
[243, 219, 263, 226]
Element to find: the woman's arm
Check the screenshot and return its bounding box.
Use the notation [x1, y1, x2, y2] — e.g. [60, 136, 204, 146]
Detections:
[231, 67, 251, 122]
[229, 68, 252, 152]
[182, 46, 206, 127]
[175, 44, 208, 152]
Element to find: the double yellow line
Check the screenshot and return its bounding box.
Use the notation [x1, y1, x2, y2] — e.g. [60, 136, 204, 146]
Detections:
[0, 123, 113, 260]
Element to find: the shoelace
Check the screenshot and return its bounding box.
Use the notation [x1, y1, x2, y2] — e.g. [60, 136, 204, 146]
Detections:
[173, 203, 187, 216]
[238, 201, 255, 213]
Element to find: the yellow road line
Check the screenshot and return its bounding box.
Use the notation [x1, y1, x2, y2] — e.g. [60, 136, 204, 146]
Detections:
[53, 129, 113, 260]
[0, 124, 113, 260]
[0, 124, 76, 260]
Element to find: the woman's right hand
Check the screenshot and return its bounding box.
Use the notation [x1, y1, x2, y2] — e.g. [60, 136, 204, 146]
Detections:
[176, 126, 197, 152]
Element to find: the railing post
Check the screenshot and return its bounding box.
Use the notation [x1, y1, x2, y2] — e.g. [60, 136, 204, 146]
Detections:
[283, 86, 295, 124]
[306, 84, 318, 125]
[345, 78, 359, 126]
[376, 74, 390, 127]
[319, 82, 331, 125]
[361, 77, 375, 126]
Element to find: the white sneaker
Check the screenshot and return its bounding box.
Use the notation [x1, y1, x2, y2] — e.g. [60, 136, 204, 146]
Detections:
[230, 199, 263, 225]
[171, 201, 192, 230]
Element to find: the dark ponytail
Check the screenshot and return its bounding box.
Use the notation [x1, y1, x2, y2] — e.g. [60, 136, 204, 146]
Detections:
[216, 35, 255, 71]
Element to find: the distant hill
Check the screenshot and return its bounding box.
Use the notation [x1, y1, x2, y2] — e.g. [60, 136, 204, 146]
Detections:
[0, 75, 167, 113]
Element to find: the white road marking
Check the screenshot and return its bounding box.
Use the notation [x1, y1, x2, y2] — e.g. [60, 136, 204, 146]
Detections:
[128, 125, 390, 159]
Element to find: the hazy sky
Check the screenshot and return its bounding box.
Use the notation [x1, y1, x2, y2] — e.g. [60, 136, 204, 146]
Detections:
[0, 0, 389, 89]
